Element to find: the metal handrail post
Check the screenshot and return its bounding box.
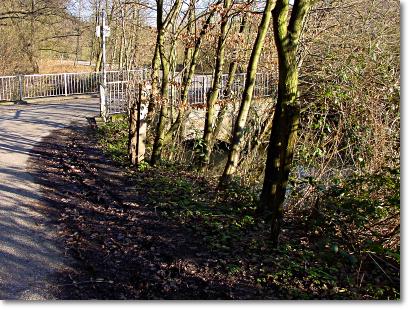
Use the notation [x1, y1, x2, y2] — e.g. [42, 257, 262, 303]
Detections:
[203, 75, 207, 105]
[18, 75, 24, 101]
[64, 73, 68, 96]
[99, 8, 108, 121]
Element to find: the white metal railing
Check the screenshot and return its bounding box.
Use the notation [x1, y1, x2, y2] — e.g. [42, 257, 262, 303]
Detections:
[166, 71, 275, 109]
[104, 71, 276, 117]
[104, 70, 149, 116]
[106, 81, 129, 115]
[0, 69, 149, 102]
[169, 72, 274, 106]
[1, 69, 276, 119]
[0, 76, 19, 102]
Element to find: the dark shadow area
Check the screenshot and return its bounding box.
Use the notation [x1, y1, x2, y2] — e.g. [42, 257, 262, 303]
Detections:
[25, 124, 284, 300]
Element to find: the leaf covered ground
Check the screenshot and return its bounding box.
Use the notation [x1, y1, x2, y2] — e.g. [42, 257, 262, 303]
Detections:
[28, 121, 399, 300]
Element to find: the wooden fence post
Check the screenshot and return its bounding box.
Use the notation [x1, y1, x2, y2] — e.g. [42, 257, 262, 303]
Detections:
[129, 83, 146, 165]
[136, 83, 146, 163]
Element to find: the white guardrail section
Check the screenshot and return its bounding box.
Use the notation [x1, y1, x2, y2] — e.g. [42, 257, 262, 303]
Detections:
[0, 76, 19, 102]
[1, 69, 276, 117]
[106, 81, 129, 115]
[105, 71, 276, 116]
[166, 72, 275, 107]
[0, 69, 149, 101]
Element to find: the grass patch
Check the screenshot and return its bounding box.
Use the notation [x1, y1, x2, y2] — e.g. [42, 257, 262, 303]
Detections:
[97, 119, 129, 165]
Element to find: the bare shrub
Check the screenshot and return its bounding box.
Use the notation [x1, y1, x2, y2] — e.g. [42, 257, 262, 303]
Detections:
[296, 0, 400, 183]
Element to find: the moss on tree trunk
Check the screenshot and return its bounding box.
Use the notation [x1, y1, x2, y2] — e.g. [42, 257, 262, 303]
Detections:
[219, 0, 275, 186]
[258, 0, 311, 246]
[201, 0, 232, 167]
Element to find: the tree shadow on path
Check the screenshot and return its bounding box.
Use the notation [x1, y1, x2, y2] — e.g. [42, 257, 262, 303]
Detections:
[27, 124, 283, 300]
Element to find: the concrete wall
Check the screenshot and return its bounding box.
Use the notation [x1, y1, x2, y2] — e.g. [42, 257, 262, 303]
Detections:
[183, 97, 274, 142]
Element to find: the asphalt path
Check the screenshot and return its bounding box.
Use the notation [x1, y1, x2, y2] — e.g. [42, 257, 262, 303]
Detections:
[0, 99, 99, 299]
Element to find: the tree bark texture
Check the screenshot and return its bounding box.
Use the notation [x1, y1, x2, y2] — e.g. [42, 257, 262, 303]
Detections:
[211, 14, 248, 151]
[129, 84, 143, 165]
[151, 0, 182, 165]
[165, 7, 218, 143]
[202, 0, 233, 167]
[219, 0, 275, 186]
[258, 0, 311, 247]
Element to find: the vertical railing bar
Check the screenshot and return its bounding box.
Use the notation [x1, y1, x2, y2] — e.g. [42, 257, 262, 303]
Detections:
[80, 74, 83, 94]
[68, 74, 71, 95]
[58, 74, 60, 95]
[26, 76, 30, 98]
[58, 74, 61, 95]
[44, 75, 47, 97]
[75, 73, 78, 94]
[64, 73, 68, 96]
[18, 75, 23, 101]
[72, 73, 75, 94]
[25, 76, 28, 98]
[6, 78, 9, 100]
[38, 75, 41, 97]
[47, 75, 50, 97]
[53, 74, 56, 96]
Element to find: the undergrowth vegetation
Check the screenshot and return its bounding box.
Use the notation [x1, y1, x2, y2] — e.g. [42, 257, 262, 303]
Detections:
[96, 120, 400, 299]
[94, 0, 400, 300]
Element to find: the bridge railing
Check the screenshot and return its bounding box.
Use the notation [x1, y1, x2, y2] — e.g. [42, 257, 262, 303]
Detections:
[1, 69, 276, 118]
[106, 81, 129, 115]
[168, 72, 274, 106]
[0, 76, 20, 102]
[104, 71, 276, 117]
[0, 69, 149, 102]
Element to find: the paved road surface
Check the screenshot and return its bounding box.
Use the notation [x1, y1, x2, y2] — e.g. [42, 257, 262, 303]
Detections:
[0, 99, 99, 299]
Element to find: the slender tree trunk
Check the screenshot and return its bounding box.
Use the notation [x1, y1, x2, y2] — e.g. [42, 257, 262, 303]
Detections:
[258, 0, 311, 247]
[210, 14, 248, 151]
[28, 0, 39, 73]
[150, 0, 182, 165]
[202, 0, 232, 167]
[151, 29, 170, 165]
[211, 56, 239, 151]
[95, 47, 103, 72]
[147, 43, 161, 121]
[125, 6, 139, 70]
[75, 0, 82, 66]
[91, 1, 100, 68]
[219, 0, 275, 186]
[110, 35, 118, 69]
[164, 1, 195, 150]
[165, 5, 217, 142]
